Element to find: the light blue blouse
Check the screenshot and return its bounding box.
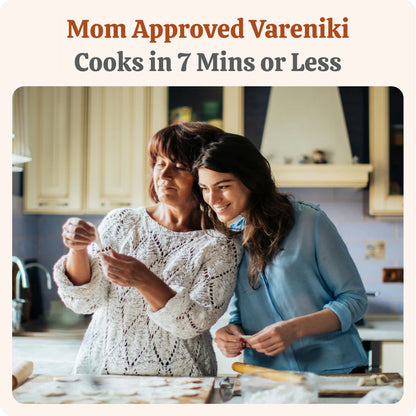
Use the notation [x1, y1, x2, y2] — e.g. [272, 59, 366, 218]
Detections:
[228, 200, 368, 374]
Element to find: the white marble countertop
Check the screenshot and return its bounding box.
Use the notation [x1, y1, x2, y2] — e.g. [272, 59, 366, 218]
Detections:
[356, 315, 403, 342]
[12, 336, 82, 375]
[13, 319, 405, 406]
[12, 335, 362, 404]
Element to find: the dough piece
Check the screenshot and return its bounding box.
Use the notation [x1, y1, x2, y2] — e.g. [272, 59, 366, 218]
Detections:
[239, 335, 254, 347]
[179, 392, 199, 397]
[110, 388, 139, 396]
[140, 379, 169, 387]
[357, 374, 389, 387]
[176, 378, 203, 385]
[376, 374, 389, 385]
[81, 388, 106, 396]
[72, 398, 107, 404]
[127, 399, 150, 404]
[40, 385, 66, 397]
[89, 223, 103, 250]
[53, 376, 80, 382]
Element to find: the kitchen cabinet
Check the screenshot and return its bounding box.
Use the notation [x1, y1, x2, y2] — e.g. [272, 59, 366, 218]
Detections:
[357, 317, 403, 375]
[369, 87, 404, 216]
[21, 86, 243, 214]
[86, 87, 149, 213]
[381, 341, 403, 374]
[23, 87, 85, 213]
[22, 87, 161, 214]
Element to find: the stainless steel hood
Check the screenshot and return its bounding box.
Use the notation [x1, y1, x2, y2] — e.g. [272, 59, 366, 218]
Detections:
[261, 87, 372, 188]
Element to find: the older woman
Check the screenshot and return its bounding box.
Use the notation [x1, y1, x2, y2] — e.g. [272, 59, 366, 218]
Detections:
[53, 122, 241, 377]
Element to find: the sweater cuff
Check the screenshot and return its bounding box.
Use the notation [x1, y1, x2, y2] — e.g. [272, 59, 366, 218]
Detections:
[148, 285, 190, 324]
[53, 255, 102, 294]
[324, 302, 352, 332]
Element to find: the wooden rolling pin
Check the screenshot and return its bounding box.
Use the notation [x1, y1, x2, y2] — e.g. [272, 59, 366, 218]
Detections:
[12, 361, 34, 390]
[232, 362, 305, 383]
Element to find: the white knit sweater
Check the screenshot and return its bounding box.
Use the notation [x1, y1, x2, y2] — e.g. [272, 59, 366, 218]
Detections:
[53, 207, 241, 377]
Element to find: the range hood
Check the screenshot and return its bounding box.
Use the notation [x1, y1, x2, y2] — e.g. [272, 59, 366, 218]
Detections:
[261, 87, 372, 188]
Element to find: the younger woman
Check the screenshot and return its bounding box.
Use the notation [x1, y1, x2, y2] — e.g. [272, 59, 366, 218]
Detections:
[194, 133, 368, 374]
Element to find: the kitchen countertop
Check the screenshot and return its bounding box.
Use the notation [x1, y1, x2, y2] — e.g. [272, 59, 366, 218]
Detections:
[12, 315, 403, 404]
[356, 315, 403, 342]
[10, 334, 373, 404]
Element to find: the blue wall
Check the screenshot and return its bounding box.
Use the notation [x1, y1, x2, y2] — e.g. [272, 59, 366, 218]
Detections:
[283, 187, 403, 314]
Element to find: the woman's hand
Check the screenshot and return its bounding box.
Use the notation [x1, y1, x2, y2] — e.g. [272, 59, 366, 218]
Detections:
[248, 310, 341, 357]
[215, 324, 247, 357]
[62, 218, 96, 252]
[62, 218, 96, 285]
[247, 321, 298, 356]
[99, 249, 176, 311]
[99, 249, 152, 289]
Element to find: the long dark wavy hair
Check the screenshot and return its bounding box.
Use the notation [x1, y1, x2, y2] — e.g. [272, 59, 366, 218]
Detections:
[194, 133, 295, 288]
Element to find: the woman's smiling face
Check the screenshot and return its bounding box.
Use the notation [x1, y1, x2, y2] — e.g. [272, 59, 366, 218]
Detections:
[198, 168, 251, 223]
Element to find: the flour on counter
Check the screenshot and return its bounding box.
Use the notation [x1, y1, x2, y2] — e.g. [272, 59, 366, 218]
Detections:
[243, 384, 317, 404]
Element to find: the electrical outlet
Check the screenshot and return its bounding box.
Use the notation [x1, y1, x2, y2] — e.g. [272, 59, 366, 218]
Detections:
[382, 268, 403, 283]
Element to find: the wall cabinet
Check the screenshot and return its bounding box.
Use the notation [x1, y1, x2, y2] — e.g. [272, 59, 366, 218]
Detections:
[22, 86, 242, 214]
[23, 87, 85, 213]
[22, 87, 162, 214]
[86, 87, 149, 213]
[381, 341, 403, 375]
[369, 87, 404, 216]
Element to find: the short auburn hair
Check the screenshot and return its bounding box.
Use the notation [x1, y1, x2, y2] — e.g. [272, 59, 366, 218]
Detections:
[147, 122, 223, 203]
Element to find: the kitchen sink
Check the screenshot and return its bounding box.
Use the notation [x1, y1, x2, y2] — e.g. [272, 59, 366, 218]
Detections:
[12, 328, 87, 339]
[12, 317, 90, 339]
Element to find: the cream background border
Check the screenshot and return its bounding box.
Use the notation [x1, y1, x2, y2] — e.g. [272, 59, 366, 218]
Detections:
[0, 0, 415, 415]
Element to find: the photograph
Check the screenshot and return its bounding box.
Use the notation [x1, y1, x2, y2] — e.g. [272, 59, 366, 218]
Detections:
[11, 86, 404, 404]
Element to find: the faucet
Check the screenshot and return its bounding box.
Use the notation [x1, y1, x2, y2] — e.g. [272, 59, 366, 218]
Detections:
[16, 262, 53, 297]
[12, 256, 30, 332]
[12, 256, 29, 300]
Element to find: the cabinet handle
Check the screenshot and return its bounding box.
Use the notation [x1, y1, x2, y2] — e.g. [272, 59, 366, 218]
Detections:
[100, 201, 132, 207]
[38, 201, 69, 207]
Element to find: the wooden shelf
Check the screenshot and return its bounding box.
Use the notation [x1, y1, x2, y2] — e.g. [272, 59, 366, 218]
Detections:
[270, 164, 373, 188]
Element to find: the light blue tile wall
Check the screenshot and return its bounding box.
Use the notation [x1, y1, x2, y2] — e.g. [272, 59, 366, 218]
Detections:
[12, 194, 104, 312]
[13, 188, 403, 315]
[283, 187, 403, 314]
[13, 195, 38, 261]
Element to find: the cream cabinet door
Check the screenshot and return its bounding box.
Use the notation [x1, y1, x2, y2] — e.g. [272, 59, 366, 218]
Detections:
[369, 87, 403, 216]
[86, 87, 150, 213]
[381, 341, 403, 375]
[23, 87, 85, 214]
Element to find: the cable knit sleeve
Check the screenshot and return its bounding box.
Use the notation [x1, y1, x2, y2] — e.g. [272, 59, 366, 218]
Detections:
[53, 255, 108, 314]
[148, 235, 241, 339]
[52, 208, 132, 314]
